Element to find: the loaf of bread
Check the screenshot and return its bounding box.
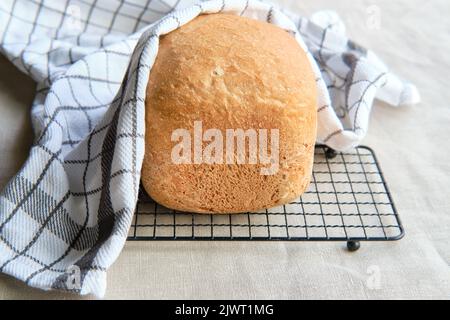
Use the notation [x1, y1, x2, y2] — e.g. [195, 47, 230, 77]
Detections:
[142, 13, 317, 213]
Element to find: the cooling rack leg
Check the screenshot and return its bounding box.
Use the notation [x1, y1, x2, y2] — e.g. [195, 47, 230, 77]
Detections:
[325, 147, 337, 159]
[346, 241, 361, 252]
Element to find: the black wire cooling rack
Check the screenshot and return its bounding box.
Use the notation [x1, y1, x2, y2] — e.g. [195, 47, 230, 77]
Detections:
[127, 145, 404, 251]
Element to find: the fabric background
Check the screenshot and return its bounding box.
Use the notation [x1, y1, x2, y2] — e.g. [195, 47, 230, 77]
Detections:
[0, 0, 419, 296]
[0, 0, 449, 299]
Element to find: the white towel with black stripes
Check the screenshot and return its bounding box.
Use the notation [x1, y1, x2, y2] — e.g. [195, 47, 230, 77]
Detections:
[0, 0, 419, 297]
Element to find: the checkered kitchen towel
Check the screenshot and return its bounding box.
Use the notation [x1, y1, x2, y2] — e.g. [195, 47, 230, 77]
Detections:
[0, 0, 419, 297]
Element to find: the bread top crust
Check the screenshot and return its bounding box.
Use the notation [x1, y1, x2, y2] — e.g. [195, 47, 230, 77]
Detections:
[142, 13, 317, 213]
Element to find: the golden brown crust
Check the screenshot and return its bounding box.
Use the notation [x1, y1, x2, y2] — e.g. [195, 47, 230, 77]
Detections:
[142, 13, 317, 213]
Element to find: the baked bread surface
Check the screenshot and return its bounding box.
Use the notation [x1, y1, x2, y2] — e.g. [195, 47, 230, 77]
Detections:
[142, 13, 317, 213]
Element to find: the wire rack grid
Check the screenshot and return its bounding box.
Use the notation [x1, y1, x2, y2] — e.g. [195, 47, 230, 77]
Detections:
[127, 145, 404, 246]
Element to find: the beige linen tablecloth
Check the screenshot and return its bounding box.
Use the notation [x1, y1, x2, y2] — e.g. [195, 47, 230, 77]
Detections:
[0, 0, 449, 299]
